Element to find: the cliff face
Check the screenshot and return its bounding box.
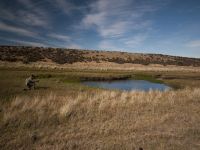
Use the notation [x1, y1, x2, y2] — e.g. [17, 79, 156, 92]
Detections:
[1, 46, 200, 66]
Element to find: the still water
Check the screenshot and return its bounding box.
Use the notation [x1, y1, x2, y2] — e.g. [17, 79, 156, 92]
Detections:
[83, 80, 171, 91]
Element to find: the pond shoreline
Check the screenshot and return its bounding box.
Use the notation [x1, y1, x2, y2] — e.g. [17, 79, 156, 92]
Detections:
[80, 75, 132, 82]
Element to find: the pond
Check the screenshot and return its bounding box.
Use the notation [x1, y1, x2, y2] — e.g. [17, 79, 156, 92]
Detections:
[83, 80, 171, 91]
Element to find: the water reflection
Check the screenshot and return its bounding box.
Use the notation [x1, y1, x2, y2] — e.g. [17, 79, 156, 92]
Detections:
[83, 80, 171, 91]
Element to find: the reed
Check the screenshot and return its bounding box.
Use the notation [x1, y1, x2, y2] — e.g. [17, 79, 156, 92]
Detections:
[1, 88, 200, 149]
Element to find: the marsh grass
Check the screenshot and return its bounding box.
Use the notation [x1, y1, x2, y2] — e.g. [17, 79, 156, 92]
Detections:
[132, 74, 163, 83]
[1, 67, 200, 98]
[1, 88, 200, 149]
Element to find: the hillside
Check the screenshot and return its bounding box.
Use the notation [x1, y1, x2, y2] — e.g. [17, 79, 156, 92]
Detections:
[0, 46, 200, 66]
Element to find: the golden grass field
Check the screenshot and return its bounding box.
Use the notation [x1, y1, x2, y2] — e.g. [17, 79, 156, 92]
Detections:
[1, 61, 200, 72]
[0, 63, 200, 150]
[1, 88, 200, 150]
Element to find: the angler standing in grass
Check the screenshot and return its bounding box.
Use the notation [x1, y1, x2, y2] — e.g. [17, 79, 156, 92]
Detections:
[25, 74, 39, 90]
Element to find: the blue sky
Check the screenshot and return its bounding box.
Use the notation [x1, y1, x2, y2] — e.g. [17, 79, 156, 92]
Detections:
[0, 0, 200, 58]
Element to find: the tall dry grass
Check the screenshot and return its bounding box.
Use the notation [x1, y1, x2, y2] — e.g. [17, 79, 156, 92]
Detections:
[1, 61, 200, 72]
[1, 88, 200, 149]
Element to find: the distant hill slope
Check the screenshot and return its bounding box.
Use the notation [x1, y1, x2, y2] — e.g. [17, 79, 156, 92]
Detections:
[1, 46, 200, 66]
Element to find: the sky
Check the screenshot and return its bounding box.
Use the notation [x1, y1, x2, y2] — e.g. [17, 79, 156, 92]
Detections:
[0, 0, 200, 58]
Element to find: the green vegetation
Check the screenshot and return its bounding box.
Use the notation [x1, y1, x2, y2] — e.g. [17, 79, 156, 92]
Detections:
[0, 67, 131, 101]
[132, 73, 163, 83]
[1, 67, 200, 100]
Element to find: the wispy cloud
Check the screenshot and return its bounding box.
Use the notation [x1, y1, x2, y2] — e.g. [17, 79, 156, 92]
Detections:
[0, 37, 49, 47]
[81, 0, 162, 50]
[98, 40, 120, 50]
[47, 33, 81, 49]
[186, 40, 200, 48]
[55, 42, 81, 49]
[82, 0, 157, 38]
[123, 34, 148, 48]
[17, 0, 50, 27]
[0, 0, 50, 27]
[98, 33, 148, 50]
[67, 43, 81, 49]
[12, 40, 48, 47]
[48, 33, 71, 42]
[1, 0, 198, 58]
[17, 10, 48, 27]
[52, 0, 87, 15]
[54, 0, 75, 14]
[0, 22, 37, 37]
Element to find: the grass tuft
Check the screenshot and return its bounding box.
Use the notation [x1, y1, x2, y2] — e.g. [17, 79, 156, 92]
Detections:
[1, 88, 200, 149]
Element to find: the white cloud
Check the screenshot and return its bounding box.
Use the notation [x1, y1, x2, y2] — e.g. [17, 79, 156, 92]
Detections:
[54, 0, 75, 14]
[81, 0, 163, 51]
[82, 0, 157, 38]
[0, 22, 37, 37]
[186, 40, 200, 48]
[67, 43, 81, 49]
[98, 40, 119, 50]
[53, 0, 86, 15]
[98, 33, 148, 50]
[48, 33, 71, 42]
[17, 10, 48, 27]
[123, 34, 148, 47]
[99, 21, 129, 38]
[14, 40, 48, 47]
[4, 38, 48, 47]
[83, 12, 105, 27]
[0, 0, 50, 27]
[18, 0, 50, 27]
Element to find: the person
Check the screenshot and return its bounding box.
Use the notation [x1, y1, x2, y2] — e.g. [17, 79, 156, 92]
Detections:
[25, 74, 39, 90]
